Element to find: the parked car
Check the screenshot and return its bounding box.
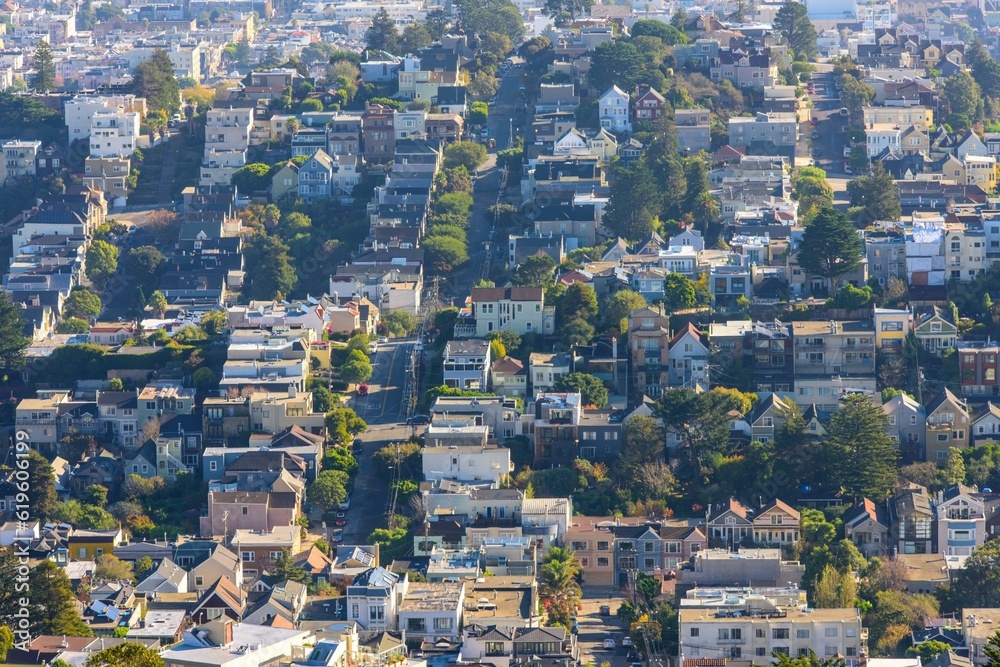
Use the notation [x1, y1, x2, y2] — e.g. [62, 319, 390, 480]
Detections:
[378, 336, 388, 343]
[811, 130, 820, 139]
[335, 518, 347, 526]
[369, 342, 378, 354]
[352, 439, 363, 453]
[844, 145, 853, 158]
[622, 638, 634, 648]
[339, 496, 351, 510]
[627, 650, 640, 661]
[603, 638, 616, 650]
[332, 528, 344, 542]
[839, 107, 849, 116]
[480, 127, 489, 138]
[845, 163, 853, 174]
[812, 148, 822, 157]
[599, 605, 611, 616]
[407, 414, 430, 425]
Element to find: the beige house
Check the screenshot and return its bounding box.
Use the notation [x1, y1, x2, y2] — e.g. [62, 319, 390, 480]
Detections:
[83, 156, 130, 206]
[752, 499, 800, 547]
[913, 307, 957, 356]
[199, 490, 300, 537]
[16, 391, 69, 454]
[270, 161, 299, 201]
[564, 517, 620, 587]
[248, 389, 325, 435]
[843, 498, 890, 556]
[629, 307, 671, 399]
[925, 389, 970, 464]
[230, 525, 301, 578]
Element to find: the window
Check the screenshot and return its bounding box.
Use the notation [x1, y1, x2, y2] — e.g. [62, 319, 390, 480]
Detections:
[242, 551, 255, 562]
[434, 617, 453, 630]
[210, 460, 218, 471]
[756, 649, 767, 657]
[597, 541, 610, 551]
[690, 628, 700, 637]
[825, 628, 839, 637]
[195, 576, 204, 586]
[644, 542, 654, 552]
[797, 630, 810, 639]
[597, 557, 609, 567]
[773, 629, 790, 639]
[242, 507, 248, 515]
[756, 629, 765, 638]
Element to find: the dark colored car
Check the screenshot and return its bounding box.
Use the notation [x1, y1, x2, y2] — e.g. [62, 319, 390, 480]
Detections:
[407, 414, 430, 425]
[599, 605, 611, 616]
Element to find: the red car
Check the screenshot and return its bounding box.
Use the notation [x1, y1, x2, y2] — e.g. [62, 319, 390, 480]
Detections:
[336, 518, 347, 527]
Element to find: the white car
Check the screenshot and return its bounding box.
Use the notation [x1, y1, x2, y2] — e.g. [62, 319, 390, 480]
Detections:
[378, 336, 388, 344]
[480, 127, 489, 138]
[369, 342, 378, 354]
[339, 496, 351, 510]
[332, 528, 344, 542]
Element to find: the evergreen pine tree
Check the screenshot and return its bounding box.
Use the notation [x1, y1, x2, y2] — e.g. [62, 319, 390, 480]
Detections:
[30, 40, 55, 93]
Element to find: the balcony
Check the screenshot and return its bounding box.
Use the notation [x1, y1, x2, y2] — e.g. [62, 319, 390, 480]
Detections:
[927, 421, 954, 431]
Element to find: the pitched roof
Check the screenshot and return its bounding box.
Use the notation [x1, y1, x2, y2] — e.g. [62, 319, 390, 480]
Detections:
[669, 322, 707, 350]
[844, 497, 888, 528]
[491, 355, 525, 375]
[757, 498, 800, 521]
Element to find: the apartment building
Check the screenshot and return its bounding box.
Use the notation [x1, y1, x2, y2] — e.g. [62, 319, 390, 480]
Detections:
[863, 105, 933, 128]
[457, 287, 554, 338]
[443, 339, 492, 391]
[2, 139, 41, 183]
[528, 352, 572, 396]
[729, 112, 798, 148]
[83, 156, 130, 206]
[678, 605, 863, 663]
[791, 320, 876, 379]
[88, 110, 140, 158]
[934, 485, 985, 556]
[65, 95, 147, 141]
[201, 107, 252, 187]
[924, 389, 970, 463]
[15, 390, 69, 454]
[629, 306, 671, 398]
[957, 342, 1000, 397]
[944, 224, 986, 282]
[533, 392, 583, 468]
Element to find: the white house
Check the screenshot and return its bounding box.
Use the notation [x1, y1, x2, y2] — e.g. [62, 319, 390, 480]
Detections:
[667, 323, 709, 389]
[934, 485, 985, 556]
[346, 567, 408, 631]
[422, 444, 512, 485]
[599, 85, 631, 134]
[397, 581, 465, 643]
[89, 110, 140, 158]
[443, 339, 492, 390]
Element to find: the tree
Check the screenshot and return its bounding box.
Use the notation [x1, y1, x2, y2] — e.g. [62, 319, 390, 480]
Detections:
[556, 283, 598, 324]
[0, 291, 27, 372]
[309, 470, 349, 510]
[943, 447, 967, 486]
[123, 245, 165, 285]
[30, 40, 55, 93]
[662, 274, 697, 311]
[554, 372, 609, 408]
[83, 484, 108, 506]
[200, 310, 227, 336]
[813, 565, 856, 608]
[57, 317, 91, 334]
[603, 291, 647, 331]
[907, 641, 952, 663]
[513, 253, 557, 286]
[326, 406, 367, 445]
[27, 560, 93, 637]
[847, 161, 901, 224]
[248, 235, 297, 299]
[603, 162, 659, 240]
[63, 288, 103, 320]
[773, 2, 818, 60]
[839, 73, 875, 121]
[86, 240, 120, 287]
[341, 349, 374, 385]
[443, 141, 488, 172]
[951, 539, 1000, 606]
[145, 208, 181, 246]
[85, 642, 163, 667]
[134, 556, 154, 578]
[632, 18, 687, 45]
[621, 415, 666, 472]
[825, 394, 899, 499]
[399, 23, 432, 55]
[191, 367, 218, 389]
[95, 554, 134, 582]
[365, 7, 400, 54]
[796, 207, 863, 293]
[382, 310, 419, 336]
[468, 100, 489, 126]
[539, 546, 583, 627]
[0, 625, 12, 663]
[147, 290, 168, 317]
[590, 40, 645, 93]
[943, 70, 984, 127]
[231, 163, 272, 194]
[423, 234, 470, 273]
[562, 318, 595, 347]
[544, 0, 593, 22]
[26, 451, 57, 521]
[268, 551, 310, 583]
[490, 338, 507, 359]
[129, 50, 180, 114]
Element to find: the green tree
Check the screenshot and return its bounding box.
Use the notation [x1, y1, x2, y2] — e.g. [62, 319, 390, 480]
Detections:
[399, 22, 432, 55]
[95, 553, 134, 581]
[847, 161, 901, 224]
[554, 372, 609, 408]
[85, 642, 162, 667]
[83, 483, 108, 506]
[423, 234, 470, 273]
[603, 290, 647, 331]
[191, 367, 218, 389]
[86, 240, 120, 287]
[365, 7, 400, 54]
[825, 394, 899, 499]
[248, 235, 297, 299]
[603, 162, 659, 240]
[325, 406, 367, 445]
[231, 163, 272, 194]
[28, 560, 93, 636]
[951, 539, 1000, 607]
[663, 274, 697, 311]
[773, 2, 818, 60]
[147, 290, 168, 317]
[57, 317, 91, 334]
[0, 624, 12, 663]
[30, 40, 55, 93]
[200, 310, 228, 336]
[796, 207, 863, 293]
[468, 100, 489, 126]
[513, 253, 557, 286]
[123, 245, 165, 285]
[543, 0, 592, 21]
[539, 546, 583, 627]
[839, 74, 875, 121]
[382, 310, 419, 336]
[907, 641, 952, 663]
[632, 18, 688, 44]
[63, 288, 103, 320]
[268, 551, 311, 583]
[129, 50, 180, 114]
[556, 282, 598, 324]
[134, 556, 154, 578]
[943, 70, 984, 127]
[26, 450, 57, 521]
[443, 141, 488, 171]
[561, 318, 595, 347]
[340, 349, 374, 385]
[309, 470, 349, 510]
[590, 39, 645, 93]
[620, 415, 666, 471]
[943, 447, 967, 486]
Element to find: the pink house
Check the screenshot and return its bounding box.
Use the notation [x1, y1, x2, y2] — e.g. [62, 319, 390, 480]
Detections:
[199, 490, 300, 537]
[635, 88, 667, 122]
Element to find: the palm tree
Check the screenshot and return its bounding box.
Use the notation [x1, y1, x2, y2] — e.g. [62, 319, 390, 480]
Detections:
[540, 547, 583, 627]
[693, 190, 720, 233]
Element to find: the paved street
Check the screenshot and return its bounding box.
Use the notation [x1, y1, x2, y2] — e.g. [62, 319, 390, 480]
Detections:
[441, 65, 524, 304]
[577, 591, 632, 667]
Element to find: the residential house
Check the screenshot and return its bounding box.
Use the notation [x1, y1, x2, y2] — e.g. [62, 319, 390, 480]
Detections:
[676, 108, 712, 153]
[398, 581, 465, 644]
[347, 567, 407, 631]
[490, 356, 527, 398]
[199, 491, 300, 538]
[844, 498, 890, 556]
[874, 307, 912, 357]
[635, 88, 667, 123]
[729, 112, 797, 151]
[883, 391, 927, 462]
[752, 499, 800, 547]
[443, 339, 491, 391]
[243, 579, 308, 626]
[421, 443, 512, 485]
[914, 307, 958, 356]
[599, 86, 631, 134]
[528, 352, 572, 396]
[924, 389, 970, 463]
[891, 484, 934, 554]
[135, 557, 189, 595]
[934, 485, 985, 556]
[668, 323, 709, 389]
[629, 306, 672, 398]
[69, 528, 123, 560]
[230, 526, 301, 578]
[457, 287, 554, 338]
[706, 498, 754, 549]
[190, 575, 245, 624]
[972, 402, 1000, 444]
[957, 342, 1000, 397]
[270, 161, 299, 201]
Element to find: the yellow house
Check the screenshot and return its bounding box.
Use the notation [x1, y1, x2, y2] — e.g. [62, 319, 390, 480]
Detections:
[964, 155, 998, 191]
[874, 307, 913, 356]
[68, 528, 123, 560]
